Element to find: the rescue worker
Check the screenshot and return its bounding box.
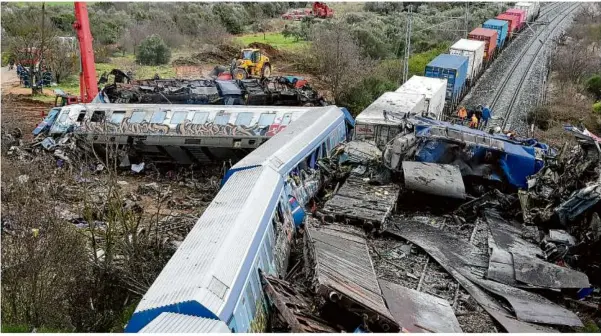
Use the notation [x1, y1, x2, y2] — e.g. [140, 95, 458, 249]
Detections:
[457, 106, 468, 124]
[481, 104, 492, 129]
[469, 113, 479, 129]
[475, 104, 483, 126]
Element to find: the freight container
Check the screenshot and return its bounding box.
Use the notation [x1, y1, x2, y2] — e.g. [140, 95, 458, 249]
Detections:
[482, 19, 509, 49]
[425, 54, 469, 107]
[496, 14, 519, 38]
[395, 76, 447, 120]
[468, 28, 498, 62]
[515, 2, 540, 22]
[505, 8, 526, 31]
[449, 39, 485, 83]
[354, 91, 426, 148]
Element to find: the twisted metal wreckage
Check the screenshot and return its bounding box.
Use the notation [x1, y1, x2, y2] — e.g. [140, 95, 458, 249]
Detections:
[94, 69, 326, 106]
[21, 100, 601, 332]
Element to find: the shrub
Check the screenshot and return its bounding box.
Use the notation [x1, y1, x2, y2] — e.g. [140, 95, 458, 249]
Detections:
[593, 102, 601, 114]
[526, 106, 552, 130]
[585, 75, 601, 100]
[136, 34, 171, 66]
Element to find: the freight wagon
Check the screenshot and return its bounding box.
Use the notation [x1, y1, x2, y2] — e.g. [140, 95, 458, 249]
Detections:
[468, 28, 499, 63]
[395, 76, 447, 121]
[496, 13, 519, 39]
[425, 54, 469, 112]
[515, 2, 540, 22]
[449, 39, 486, 86]
[482, 19, 509, 50]
[504, 8, 527, 31]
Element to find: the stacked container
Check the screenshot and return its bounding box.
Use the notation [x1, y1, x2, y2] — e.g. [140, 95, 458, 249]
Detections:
[395, 76, 447, 120]
[515, 2, 540, 22]
[505, 8, 526, 31]
[482, 19, 509, 49]
[496, 13, 519, 38]
[468, 28, 498, 62]
[449, 39, 486, 83]
[425, 54, 469, 107]
[354, 92, 426, 148]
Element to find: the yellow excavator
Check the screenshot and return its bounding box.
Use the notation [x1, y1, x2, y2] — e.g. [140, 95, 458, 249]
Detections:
[230, 48, 272, 80]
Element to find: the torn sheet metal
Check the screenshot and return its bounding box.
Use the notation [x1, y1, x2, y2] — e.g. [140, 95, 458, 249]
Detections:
[262, 274, 336, 333]
[512, 253, 590, 289]
[321, 176, 400, 228]
[379, 279, 462, 333]
[386, 221, 582, 328]
[402, 161, 466, 199]
[305, 224, 399, 332]
[555, 184, 601, 225]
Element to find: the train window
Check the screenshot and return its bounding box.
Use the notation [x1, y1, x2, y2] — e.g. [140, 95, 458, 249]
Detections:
[91, 110, 105, 122]
[261, 244, 269, 271]
[170, 111, 187, 125]
[58, 112, 69, 123]
[214, 113, 230, 125]
[258, 113, 276, 127]
[76, 110, 87, 122]
[235, 112, 253, 126]
[192, 112, 208, 124]
[150, 111, 167, 124]
[245, 284, 255, 317]
[281, 113, 292, 125]
[110, 111, 126, 124]
[130, 111, 146, 124]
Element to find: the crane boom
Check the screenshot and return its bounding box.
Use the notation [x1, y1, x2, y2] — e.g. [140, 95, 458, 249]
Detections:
[73, 2, 98, 103]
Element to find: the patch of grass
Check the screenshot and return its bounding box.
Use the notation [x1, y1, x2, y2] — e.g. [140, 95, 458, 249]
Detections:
[577, 320, 600, 333]
[1, 324, 67, 333]
[234, 32, 310, 51]
[96, 54, 176, 80]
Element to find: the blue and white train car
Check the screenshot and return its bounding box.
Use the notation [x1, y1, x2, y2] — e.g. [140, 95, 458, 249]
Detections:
[126, 105, 354, 333]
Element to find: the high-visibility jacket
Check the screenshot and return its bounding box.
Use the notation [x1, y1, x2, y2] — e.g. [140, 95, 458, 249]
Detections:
[458, 107, 467, 119]
[469, 115, 479, 128]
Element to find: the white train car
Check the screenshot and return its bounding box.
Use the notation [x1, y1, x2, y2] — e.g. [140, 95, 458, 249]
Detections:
[354, 91, 426, 149]
[126, 106, 354, 333]
[395, 76, 447, 121]
[515, 2, 540, 22]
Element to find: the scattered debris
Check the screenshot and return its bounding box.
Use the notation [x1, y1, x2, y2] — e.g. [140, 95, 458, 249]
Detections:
[304, 223, 399, 332]
[379, 279, 463, 333]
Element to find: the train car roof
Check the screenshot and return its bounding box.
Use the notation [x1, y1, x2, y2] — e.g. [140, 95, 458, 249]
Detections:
[63, 103, 313, 113]
[230, 105, 344, 174]
[139, 313, 230, 333]
[355, 91, 426, 126]
[127, 165, 281, 332]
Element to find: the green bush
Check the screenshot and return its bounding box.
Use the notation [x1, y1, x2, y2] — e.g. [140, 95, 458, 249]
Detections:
[526, 106, 552, 130]
[136, 34, 171, 66]
[593, 102, 601, 115]
[339, 74, 398, 116]
[585, 75, 601, 100]
[1, 52, 11, 67]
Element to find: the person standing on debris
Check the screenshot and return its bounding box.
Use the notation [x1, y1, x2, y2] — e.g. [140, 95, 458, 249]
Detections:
[481, 104, 492, 129]
[153, 73, 160, 80]
[457, 106, 467, 124]
[469, 113, 479, 129]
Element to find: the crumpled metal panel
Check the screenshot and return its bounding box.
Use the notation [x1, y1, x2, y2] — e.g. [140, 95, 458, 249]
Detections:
[402, 161, 466, 199]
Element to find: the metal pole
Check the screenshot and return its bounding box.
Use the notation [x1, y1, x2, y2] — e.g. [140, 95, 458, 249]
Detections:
[464, 2, 469, 38]
[402, 6, 412, 84]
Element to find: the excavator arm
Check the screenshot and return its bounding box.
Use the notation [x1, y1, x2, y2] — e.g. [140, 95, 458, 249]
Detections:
[73, 2, 98, 103]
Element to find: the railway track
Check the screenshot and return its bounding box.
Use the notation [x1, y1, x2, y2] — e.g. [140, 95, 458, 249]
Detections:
[487, 3, 580, 131]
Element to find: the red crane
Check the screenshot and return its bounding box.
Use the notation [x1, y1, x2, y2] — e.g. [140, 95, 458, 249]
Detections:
[72, 2, 98, 103]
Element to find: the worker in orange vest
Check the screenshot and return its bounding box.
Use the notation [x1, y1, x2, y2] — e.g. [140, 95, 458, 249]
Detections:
[469, 113, 479, 129]
[457, 106, 468, 124]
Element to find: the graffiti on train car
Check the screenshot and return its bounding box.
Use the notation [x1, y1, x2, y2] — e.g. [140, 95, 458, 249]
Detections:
[79, 116, 291, 137]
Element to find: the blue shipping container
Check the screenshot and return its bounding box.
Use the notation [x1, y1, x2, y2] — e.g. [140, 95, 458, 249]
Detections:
[424, 54, 469, 103]
[482, 19, 509, 49]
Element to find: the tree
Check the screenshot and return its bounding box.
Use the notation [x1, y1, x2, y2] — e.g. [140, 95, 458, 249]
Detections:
[47, 38, 78, 84]
[136, 35, 171, 66]
[310, 25, 370, 103]
[3, 4, 58, 94]
[585, 75, 601, 100]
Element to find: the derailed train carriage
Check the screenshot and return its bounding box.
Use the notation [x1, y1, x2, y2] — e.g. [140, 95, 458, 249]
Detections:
[125, 106, 354, 332]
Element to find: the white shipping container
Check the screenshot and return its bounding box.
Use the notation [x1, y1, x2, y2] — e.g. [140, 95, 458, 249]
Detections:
[449, 39, 486, 82]
[355, 91, 426, 148]
[515, 2, 539, 22]
[395, 76, 447, 120]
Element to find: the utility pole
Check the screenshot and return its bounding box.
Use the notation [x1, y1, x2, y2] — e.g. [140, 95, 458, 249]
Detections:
[402, 5, 413, 84]
[38, 1, 46, 94]
[464, 2, 469, 38]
